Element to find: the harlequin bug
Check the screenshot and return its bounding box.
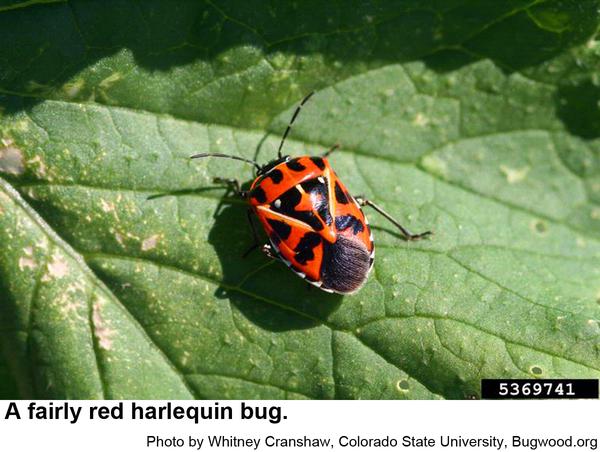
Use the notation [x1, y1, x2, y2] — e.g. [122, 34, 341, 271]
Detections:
[191, 92, 431, 294]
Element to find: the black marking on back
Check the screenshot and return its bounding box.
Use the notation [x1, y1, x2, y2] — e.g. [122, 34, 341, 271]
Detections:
[335, 215, 364, 235]
[265, 169, 284, 183]
[267, 219, 292, 240]
[301, 178, 332, 226]
[272, 185, 324, 231]
[298, 211, 324, 231]
[250, 186, 267, 203]
[294, 232, 322, 265]
[321, 236, 370, 293]
[334, 181, 350, 204]
[310, 156, 325, 170]
[286, 158, 306, 172]
[276, 185, 301, 208]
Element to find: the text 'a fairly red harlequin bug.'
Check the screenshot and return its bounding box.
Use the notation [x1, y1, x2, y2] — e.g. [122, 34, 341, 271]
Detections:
[191, 92, 432, 294]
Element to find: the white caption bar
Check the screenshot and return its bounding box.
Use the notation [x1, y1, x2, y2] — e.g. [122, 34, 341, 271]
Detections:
[0, 400, 597, 451]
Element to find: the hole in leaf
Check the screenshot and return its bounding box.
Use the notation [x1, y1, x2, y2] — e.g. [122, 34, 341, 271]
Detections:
[530, 365, 543, 375]
[531, 219, 548, 235]
[396, 379, 410, 391]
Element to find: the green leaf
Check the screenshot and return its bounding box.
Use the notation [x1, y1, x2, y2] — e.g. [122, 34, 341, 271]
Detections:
[0, 180, 194, 398]
[1, 0, 599, 399]
[0, 357, 19, 398]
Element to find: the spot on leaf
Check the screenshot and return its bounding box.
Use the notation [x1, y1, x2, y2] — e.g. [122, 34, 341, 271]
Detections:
[0, 138, 24, 176]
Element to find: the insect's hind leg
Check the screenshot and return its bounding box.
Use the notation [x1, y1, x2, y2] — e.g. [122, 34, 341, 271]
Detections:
[322, 143, 340, 158]
[355, 196, 432, 241]
[213, 177, 247, 198]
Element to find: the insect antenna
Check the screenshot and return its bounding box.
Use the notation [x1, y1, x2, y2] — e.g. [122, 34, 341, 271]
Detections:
[190, 152, 261, 172]
[277, 91, 315, 159]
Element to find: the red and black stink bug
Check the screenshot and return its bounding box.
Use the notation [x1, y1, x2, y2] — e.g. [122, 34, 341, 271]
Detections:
[191, 92, 431, 294]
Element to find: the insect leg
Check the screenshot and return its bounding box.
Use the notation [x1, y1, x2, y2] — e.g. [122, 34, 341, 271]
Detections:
[242, 209, 262, 257]
[354, 196, 432, 241]
[322, 143, 340, 158]
[213, 177, 247, 198]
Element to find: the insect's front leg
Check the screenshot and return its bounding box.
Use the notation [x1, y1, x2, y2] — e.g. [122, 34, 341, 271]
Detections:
[213, 177, 247, 198]
[354, 195, 432, 241]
